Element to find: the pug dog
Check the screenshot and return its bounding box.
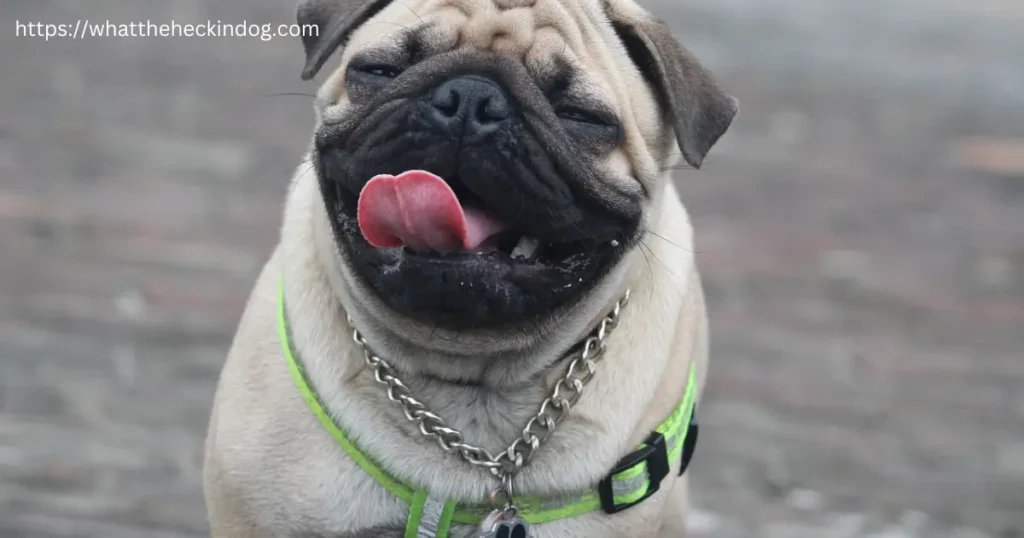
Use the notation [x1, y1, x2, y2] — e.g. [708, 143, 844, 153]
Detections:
[202, 0, 736, 536]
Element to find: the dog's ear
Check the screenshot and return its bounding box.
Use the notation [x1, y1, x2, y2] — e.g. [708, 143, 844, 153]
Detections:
[297, 0, 394, 80]
[607, 10, 738, 169]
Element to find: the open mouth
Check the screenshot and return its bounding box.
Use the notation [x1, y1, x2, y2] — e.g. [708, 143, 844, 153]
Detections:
[321, 163, 630, 326]
[353, 170, 594, 273]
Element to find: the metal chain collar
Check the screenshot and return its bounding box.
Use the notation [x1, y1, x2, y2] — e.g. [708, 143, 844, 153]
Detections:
[346, 290, 630, 480]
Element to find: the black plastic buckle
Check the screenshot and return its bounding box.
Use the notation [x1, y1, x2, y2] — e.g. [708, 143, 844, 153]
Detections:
[678, 410, 699, 476]
[598, 432, 670, 514]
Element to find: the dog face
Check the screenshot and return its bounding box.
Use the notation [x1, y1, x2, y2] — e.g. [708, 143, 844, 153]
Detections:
[300, 0, 736, 330]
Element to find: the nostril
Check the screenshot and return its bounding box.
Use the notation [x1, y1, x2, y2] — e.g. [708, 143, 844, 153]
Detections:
[432, 86, 460, 118]
[477, 96, 511, 124]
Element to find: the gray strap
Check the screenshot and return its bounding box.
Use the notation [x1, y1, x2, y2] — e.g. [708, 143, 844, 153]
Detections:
[416, 493, 448, 538]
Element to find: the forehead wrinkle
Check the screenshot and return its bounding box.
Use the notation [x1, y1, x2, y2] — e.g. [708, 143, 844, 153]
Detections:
[406, 21, 455, 63]
[525, 1, 618, 102]
[521, 9, 618, 111]
[547, 1, 617, 77]
[442, 1, 538, 54]
[426, 0, 591, 60]
[529, 0, 588, 59]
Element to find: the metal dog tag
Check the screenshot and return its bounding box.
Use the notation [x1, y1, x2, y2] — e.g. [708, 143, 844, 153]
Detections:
[478, 506, 530, 538]
[479, 473, 531, 538]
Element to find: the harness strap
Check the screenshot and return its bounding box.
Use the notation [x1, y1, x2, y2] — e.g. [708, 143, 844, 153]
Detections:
[277, 279, 699, 535]
[406, 491, 456, 538]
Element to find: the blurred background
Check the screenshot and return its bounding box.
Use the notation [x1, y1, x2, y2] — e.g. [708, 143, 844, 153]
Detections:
[2, 0, 1023, 536]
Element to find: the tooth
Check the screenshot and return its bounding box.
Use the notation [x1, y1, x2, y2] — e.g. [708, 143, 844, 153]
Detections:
[510, 236, 539, 260]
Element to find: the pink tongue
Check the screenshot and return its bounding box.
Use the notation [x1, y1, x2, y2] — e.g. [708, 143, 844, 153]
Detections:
[357, 170, 507, 252]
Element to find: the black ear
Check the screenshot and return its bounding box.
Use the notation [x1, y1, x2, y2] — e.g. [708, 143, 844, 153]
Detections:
[607, 13, 738, 169]
[297, 0, 395, 80]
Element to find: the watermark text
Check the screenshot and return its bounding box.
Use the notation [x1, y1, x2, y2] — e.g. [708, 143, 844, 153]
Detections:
[16, 20, 318, 42]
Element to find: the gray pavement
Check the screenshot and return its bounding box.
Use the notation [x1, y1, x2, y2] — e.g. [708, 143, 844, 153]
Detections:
[1, 0, 1022, 536]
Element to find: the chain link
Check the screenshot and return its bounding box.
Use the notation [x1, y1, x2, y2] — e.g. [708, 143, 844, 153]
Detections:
[348, 289, 630, 478]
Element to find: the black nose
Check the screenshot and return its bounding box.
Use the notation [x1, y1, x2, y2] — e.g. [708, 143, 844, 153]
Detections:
[429, 76, 511, 139]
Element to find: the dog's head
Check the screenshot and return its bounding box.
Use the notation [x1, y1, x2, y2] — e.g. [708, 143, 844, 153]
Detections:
[300, 0, 735, 334]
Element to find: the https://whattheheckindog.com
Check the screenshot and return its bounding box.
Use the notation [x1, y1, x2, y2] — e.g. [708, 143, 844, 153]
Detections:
[15, 19, 319, 42]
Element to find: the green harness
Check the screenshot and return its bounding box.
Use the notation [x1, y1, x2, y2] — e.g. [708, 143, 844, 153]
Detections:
[277, 281, 700, 537]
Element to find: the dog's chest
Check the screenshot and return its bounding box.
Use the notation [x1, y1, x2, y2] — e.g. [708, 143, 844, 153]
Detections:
[263, 435, 669, 538]
[256, 323, 688, 537]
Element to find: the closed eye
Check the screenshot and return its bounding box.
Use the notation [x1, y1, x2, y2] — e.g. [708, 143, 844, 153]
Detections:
[344, 60, 404, 101]
[350, 63, 403, 79]
[556, 106, 608, 125]
[554, 105, 623, 151]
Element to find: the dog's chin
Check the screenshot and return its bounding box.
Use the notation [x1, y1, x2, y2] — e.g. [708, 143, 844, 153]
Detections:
[330, 195, 628, 330]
